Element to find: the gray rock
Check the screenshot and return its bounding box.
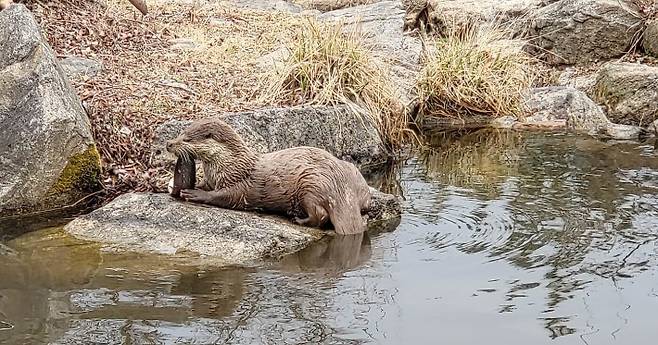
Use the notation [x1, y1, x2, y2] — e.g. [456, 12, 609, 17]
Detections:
[523, 86, 607, 132]
[64, 190, 401, 264]
[557, 67, 597, 93]
[522, 86, 643, 140]
[320, 1, 423, 105]
[529, 0, 642, 65]
[402, 0, 545, 36]
[0, 4, 101, 217]
[151, 105, 388, 174]
[643, 19, 658, 57]
[604, 123, 643, 140]
[60, 56, 102, 80]
[592, 62, 658, 127]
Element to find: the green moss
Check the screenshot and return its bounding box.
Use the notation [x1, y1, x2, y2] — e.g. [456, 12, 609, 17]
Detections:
[48, 145, 102, 197]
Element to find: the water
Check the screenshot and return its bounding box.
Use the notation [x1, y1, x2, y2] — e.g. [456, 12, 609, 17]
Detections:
[2, 130, 658, 345]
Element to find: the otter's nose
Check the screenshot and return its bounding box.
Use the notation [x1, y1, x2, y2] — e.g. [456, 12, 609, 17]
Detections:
[166, 140, 175, 152]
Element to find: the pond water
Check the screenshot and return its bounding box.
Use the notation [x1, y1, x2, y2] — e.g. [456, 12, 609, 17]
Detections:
[2, 130, 658, 345]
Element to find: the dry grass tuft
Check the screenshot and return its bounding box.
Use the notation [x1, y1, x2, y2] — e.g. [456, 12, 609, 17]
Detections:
[414, 20, 534, 122]
[261, 19, 409, 148]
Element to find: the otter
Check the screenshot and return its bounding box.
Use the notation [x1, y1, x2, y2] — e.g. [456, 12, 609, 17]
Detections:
[165, 118, 372, 235]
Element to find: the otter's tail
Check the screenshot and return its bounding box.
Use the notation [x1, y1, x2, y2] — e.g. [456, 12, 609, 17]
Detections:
[328, 199, 367, 235]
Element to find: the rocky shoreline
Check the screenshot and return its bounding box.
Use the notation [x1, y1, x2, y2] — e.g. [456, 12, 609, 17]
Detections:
[3, 0, 658, 263]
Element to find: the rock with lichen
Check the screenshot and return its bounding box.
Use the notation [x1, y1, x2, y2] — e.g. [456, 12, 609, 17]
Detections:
[528, 0, 642, 65]
[402, 0, 544, 36]
[592, 62, 658, 127]
[0, 4, 101, 217]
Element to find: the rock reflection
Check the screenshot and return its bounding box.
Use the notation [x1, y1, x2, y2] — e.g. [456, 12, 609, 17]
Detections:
[0, 228, 248, 344]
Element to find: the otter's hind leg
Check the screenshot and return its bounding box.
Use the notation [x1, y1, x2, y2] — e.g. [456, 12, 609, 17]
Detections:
[294, 197, 329, 228]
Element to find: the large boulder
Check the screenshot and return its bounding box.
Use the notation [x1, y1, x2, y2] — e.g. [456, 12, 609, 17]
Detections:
[319, 1, 423, 105]
[0, 4, 101, 217]
[64, 190, 402, 264]
[152, 105, 388, 174]
[402, 0, 545, 36]
[592, 62, 658, 127]
[529, 0, 642, 65]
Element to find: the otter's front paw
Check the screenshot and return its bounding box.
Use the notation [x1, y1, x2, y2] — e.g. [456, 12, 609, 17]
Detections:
[180, 189, 210, 203]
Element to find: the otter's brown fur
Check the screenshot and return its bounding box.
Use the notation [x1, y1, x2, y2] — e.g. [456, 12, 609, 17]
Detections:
[166, 118, 372, 235]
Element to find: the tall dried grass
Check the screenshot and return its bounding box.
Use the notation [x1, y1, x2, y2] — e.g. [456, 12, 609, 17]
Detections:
[262, 19, 410, 148]
[415, 20, 535, 121]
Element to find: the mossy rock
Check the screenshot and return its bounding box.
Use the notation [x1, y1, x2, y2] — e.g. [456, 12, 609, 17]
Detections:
[47, 144, 102, 203]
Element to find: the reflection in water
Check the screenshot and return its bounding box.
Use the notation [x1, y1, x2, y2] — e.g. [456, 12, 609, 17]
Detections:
[420, 128, 525, 196]
[0, 228, 249, 344]
[279, 233, 372, 275]
[2, 131, 658, 344]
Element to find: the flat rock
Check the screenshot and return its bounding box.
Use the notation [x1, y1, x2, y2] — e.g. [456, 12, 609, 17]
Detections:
[59, 56, 102, 80]
[528, 0, 642, 65]
[592, 62, 658, 127]
[64, 189, 401, 264]
[0, 4, 101, 217]
[319, 1, 423, 105]
[151, 105, 388, 174]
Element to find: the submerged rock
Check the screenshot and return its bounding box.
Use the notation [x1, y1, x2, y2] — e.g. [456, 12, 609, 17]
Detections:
[152, 105, 388, 174]
[529, 0, 642, 65]
[64, 190, 401, 264]
[0, 4, 101, 217]
[592, 62, 658, 127]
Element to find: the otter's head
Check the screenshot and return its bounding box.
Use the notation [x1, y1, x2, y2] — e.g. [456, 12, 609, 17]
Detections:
[166, 118, 249, 164]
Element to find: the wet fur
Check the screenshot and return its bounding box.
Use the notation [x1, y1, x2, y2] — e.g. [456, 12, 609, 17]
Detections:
[166, 118, 371, 235]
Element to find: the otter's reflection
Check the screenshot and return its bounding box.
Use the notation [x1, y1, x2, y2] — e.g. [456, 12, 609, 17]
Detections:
[279, 232, 372, 276]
